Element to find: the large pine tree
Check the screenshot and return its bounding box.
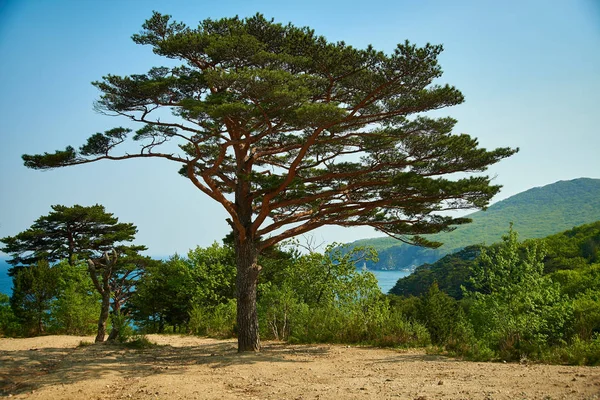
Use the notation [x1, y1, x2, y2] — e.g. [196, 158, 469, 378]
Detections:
[21, 13, 516, 351]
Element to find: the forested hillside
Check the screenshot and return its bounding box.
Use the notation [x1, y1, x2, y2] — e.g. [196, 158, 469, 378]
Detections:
[386, 220, 600, 364]
[350, 178, 600, 270]
[390, 220, 600, 297]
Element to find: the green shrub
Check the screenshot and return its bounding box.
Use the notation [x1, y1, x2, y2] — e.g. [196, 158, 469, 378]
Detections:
[123, 335, 156, 349]
[258, 283, 307, 341]
[50, 262, 100, 335]
[542, 335, 600, 365]
[0, 293, 21, 337]
[465, 227, 572, 361]
[374, 309, 431, 348]
[571, 290, 600, 340]
[189, 299, 236, 338]
[110, 313, 135, 343]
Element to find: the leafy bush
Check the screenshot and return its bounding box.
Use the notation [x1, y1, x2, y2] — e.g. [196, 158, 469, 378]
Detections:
[372, 308, 431, 348]
[257, 244, 431, 347]
[0, 292, 21, 337]
[465, 227, 572, 361]
[258, 282, 307, 341]
[189, 299, 236, 338]
[130, 244, 236, 334]
[571, 290, 600, 340]
[109, 313, 135, 343]
[10, 260, 60, 335]
[542, 335, 600, 365]
[50, 261, 100, 335]
[123, 335, 156, 349]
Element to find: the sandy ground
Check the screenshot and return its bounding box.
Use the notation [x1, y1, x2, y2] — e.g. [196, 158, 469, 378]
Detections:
[0, 335, 599, 400]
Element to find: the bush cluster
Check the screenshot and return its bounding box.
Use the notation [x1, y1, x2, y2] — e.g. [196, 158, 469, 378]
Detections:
[3, 222, 600, 366]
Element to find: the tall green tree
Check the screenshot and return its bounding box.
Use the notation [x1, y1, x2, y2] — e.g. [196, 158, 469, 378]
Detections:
[105, 247, 157, 342]
[129, 255, 195, 333]
[87, 245, 153, 342]
[129, 243, 236, 333]
[1, 205, 143, 342]
[10, 260, 61, 335]
[21, 13, 516, 351]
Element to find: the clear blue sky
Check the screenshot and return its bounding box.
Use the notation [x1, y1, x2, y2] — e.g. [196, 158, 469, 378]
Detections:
[1, 0, 599, 257]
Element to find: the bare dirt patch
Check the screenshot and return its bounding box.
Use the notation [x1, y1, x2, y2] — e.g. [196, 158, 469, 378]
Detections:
[1, 335, 599, 399]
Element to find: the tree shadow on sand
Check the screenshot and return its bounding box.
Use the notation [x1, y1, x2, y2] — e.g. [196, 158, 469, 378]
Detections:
[0, 339, 331, 396]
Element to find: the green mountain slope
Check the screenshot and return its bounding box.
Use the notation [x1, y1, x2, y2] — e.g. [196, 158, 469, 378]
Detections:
[349, 178, 600, 270]
[389, 220, 600, 298]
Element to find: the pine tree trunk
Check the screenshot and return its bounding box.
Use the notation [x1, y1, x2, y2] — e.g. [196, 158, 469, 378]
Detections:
[107, 302, 121, 342]
[37, 309, 44, 335]
[235, 237, 261, 352]
[95, 290, 110, 343]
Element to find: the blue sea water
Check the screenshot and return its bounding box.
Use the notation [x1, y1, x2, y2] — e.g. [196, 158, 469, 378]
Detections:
[369, 269, 411, 294]
[0, 259, 12, 296]
[0, 258, 409, 297]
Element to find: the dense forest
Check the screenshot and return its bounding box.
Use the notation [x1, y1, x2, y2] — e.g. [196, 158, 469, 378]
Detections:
[1, 203, 599, 365]
[349, 178, 600, 270]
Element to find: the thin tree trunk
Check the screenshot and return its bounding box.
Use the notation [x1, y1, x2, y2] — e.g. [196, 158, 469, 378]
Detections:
[96, 291, 110, 342]
[88, 253, 115, 343]
[107, 302, 121, 342]
[37, 304, 44, 335]
[235, 237, 261, 352]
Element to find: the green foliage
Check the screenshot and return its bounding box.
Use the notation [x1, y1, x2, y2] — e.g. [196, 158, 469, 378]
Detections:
[551, 263, 600, 297]
[188, 299, 237, 338]
[0, 204, 137, 268]
[351, 178, 600, 270]
[418, 282, 474, 349]
[109, 313, 136, 343]
[6, 260, 103, 337]
[258, 282, 307, 341]
[186, 243, 236, 307]
[280, 245, 378, 307]
[130, 243, 236, 333]
[571, 289, 600, 340]
[542, 335, 600, 366]
[372, 309, 431, 348]
[465, 227, 572, 361]
[257, 245, 430, 347]
[122, 335, 156, 349]
[543, 220, 600, 273]
[392, 220, 600, 299]
[50, 261, 100, 335]
[10, 260, 61, 336]
[388, 222, 600, 364]
[129, 255, 195, 332]
[0, 292, 20, 337]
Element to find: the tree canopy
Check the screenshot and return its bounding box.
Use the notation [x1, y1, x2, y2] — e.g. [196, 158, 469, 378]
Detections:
[21, 12, 517, 351]
[22, 13, 516, 249]
[1, 204, 137, 268]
